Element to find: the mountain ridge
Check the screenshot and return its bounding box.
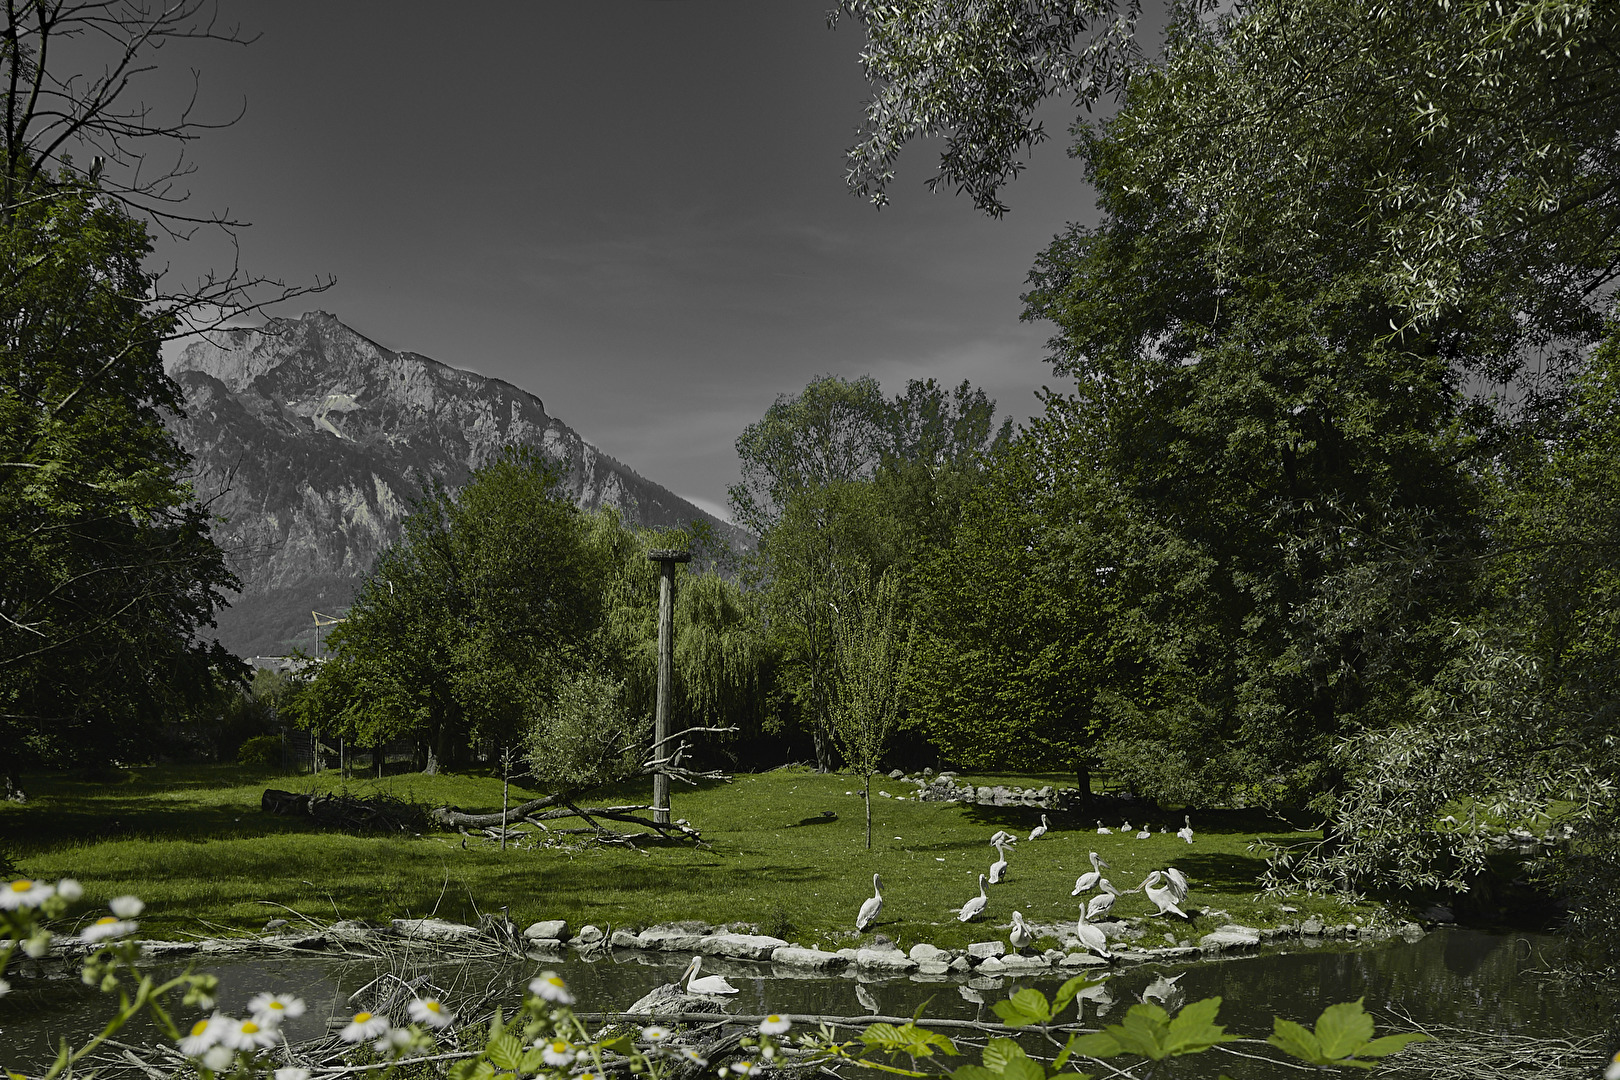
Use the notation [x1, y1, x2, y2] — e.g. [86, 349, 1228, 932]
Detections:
[164, 311, 748, 658]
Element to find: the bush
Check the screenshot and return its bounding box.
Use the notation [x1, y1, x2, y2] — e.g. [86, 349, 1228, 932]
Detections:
[236, 734, 282, 767]
[524, 667, 650, 791]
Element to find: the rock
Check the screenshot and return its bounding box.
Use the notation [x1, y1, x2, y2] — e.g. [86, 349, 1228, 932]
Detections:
[396, 918, 481, 942]
[999, 954, 1050, 971]
[771, 946, 849, 971]
[1300, 916, 1325, 936]
[610, 929, 642, 949]
[967, 941, 1007, 960]
[574, 925, 604, 945]
[908, 943, 948, 962]
[1060, 952, 1111, 968]
[1198, 927, 1262, 952]
[698, 933, 791, 961]
[1421, 904, 1455, 924]
[1042, 948, 1065, 963]
[976, 956, 1007, 974]
[977, 786, 993, 802]
[524, 920, 569, 942]
[1400, 922, 1427, 942]
[526, 940, 564, 955]
[889, 769, 906, 779]
[626, 983, 729, 1017]
[638, 928, 705, 952]
[915, 959, 951, 975]
[948, 955, 972, 972]
[856, 949, 918, 972]
[261, 918, 289, 932]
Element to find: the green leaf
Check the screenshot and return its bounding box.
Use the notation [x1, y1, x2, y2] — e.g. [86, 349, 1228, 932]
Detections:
[1066, 1031, 1123, 1059]
[1314, 999, 1376, 1059]
[1111, 1003, 1173, 1059]
[449, 1061, 495, 1080]
[1000, 1056, 1046, 1080]
[992, 988, 1052, 1027]
[519, 1049, 547, 1072]
[1052, 974, 1099, 1020]
[949, 1066, 1000, 1080]
[1267, 1018, 1324, 1064]
[486, 1032, 527, 1071]
[981, 1038, 1028, 1074]
[598, 1034, 635, 1056]
[1359, 1032, 1432, 1057]
[1164, 995, 1240, 1055]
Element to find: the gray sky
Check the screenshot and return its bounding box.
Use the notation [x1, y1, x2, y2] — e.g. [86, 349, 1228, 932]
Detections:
[154, 2, 1100, 522]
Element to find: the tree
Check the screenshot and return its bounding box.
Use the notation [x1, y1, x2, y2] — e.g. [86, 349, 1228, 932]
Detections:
[829, 567, 912, 849]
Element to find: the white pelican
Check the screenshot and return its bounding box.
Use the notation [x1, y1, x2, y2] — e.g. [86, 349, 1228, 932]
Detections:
[1085, 889, 1117, 921]
[1176, 815, 1194, 844]
[1009, 910, 1034, 952]
[1121, 820, 1132, 833]
[1164, 867, 1189, 903]
[1142, 871, 1190, 919]
[988, 841, 1012, 884]
[682, 955, 739, 995]
[856, 873, 883, 931]
[1028, 814, 1051, 841]
[989, 830, 1017, 847]
[1071, 851, 1109, 895]
[1135, 826, 1152, 840]
[1141, 972, 1184, 1007]
[1095, 820, 1112, 834]
[957, 873, 989, 921]
[1074, 908, 1113, 960]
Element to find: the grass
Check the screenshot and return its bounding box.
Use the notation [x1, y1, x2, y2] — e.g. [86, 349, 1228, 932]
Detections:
[0, 763, 1385, 952]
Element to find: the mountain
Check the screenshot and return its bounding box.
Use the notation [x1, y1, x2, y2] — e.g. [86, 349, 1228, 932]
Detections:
[164, 311, 749, 659]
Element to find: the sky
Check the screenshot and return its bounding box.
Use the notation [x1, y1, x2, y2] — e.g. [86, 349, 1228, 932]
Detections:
[142, 2, 1104, 523]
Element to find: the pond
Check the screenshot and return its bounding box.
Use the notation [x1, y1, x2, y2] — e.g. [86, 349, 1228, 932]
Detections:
[0, 928, 1607, 1076]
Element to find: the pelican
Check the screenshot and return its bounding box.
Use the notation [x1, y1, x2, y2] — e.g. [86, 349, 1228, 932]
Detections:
[989, 841, 1012, 884]
[1085, 889, 1117, 921]
[682, 955, 739, 995]
[1135, 826, 1152, 840]
[1072, 851, 1109, 895]
[1074, 908, 1113, 960]
[958, 984, 987, 1005]
[1095, 820, 1112, 835]
[1121, 820, 1132, 833]
[1164, 867, 1189, 903]
[1142, 871, 1190, 919]
[856, 873, 883, 932]
[1009, 910, 1035, 952]
[1028, 814, 1051, 841]
[957, 873, 989, 921]
[1141, 972, 1185, 1008]
[1176, 815, 1194, 844]
[989, 830, 1017, 847]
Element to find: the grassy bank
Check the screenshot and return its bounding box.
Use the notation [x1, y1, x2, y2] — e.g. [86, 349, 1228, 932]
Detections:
[0, 764, 1382, 952]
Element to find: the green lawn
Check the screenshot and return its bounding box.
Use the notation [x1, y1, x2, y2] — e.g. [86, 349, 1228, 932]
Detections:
[0, 764, 1382, 951]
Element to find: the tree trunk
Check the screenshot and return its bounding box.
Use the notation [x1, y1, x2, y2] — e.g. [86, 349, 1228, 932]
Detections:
[424, 738, 440, 775]
[1074, 763, 1093, 810]
[863, 771, 872, 850]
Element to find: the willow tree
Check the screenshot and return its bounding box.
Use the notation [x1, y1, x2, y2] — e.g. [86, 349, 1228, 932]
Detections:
[829, 568, 912, 849]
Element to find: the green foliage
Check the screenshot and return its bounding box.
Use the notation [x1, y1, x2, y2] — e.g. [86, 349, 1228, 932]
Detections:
[829, 567, 913, 847]
[1068, 996, 1240, 1062]
[235, 735, 282, 768]
[1267, 999, 1430, 1069]
[523, 667, 649, 792]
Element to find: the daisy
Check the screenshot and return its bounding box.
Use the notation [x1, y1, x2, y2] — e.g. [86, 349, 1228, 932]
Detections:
[529, 971, 575, 1005]
[178, 1014, 227, 1056]
[641, 1026, 671, 1043]
[55, 878, 84, 902]
[0, 878, 53, 910]
[247, 993, 306, 1025]
[541, 1040, 574, 1067]
[109, 895, 144, 918]
[731, 1060, 760, 1075]
[275, 1070, 312, 1080]
[80, 916, 138, 943]
[22, 932, 52, 957]
[408, 997, 455, 1028]
[375, 1027, 415, 1055]
[221, 1017, 280, 1051]
[202, 1045, 236, 1072]
[340, 1011, 391, 1043]
[679, 1048, 709, 1067]
[758, 1014, 791, 1035]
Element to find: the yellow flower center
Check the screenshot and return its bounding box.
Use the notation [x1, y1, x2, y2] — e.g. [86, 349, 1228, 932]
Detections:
[9, 880, 32, 892]
[190, 1019, 210, 1037]
[95, 916, 118, 926]
[767, 1015, 781, 1023]
[242, 1021, 260, 1034]
[551, 1042, 568, 1052]
[267, 1001, 285, 1011]
[425, 1000, 442, 1013]
[353, 1012, 373, 1022]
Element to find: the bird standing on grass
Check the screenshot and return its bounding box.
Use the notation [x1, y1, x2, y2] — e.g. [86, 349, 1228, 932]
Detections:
[1096, 820, 1112, 835]
[1009, 911, 1034, 952]
[1085, 886, 1118, 921]
[1177, 815, 1195, 844]
[1072, 851, 1109, 895]
[989, 840, 1013, 884]
[958, 873, 989, 921]
[682, 956, 739, 995]
[856, 873, 883, 932]
[1028, 814, 1051, 841]
[1164, 867, 1189, 903]
[1074, 908, 1113, 960]
[1142, 871, 1191, 919]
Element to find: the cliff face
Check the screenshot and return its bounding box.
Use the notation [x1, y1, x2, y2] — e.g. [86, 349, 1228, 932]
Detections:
[165, 311, 748, 658]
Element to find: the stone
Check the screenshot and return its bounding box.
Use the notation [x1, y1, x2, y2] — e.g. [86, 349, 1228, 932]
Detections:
[1300, 916, 1325, 936]
[999, 954, 1050, 971]
[856, 949, 919, 973]
[698, 933, 791, 961]
[908, 942, 947, 962]
[526, 940, 564, 955]
[770, 946, 849, 971]
[1421, 904, 1455, 924]
[915, 959, 951, 975]
[1198, 927, 1262, 953]
[1400, 922, 1427, 942]
[977, 786, 993, 802]
[1060, 952, 1111, 968]
[524, 919, 569, 942]
[610, 929, 642, 949]
[638, 928, 705, 951]
[574, 925, 605, 945]
[975, 956, 1007, 974]
[948, 955, 972, 972]
[889, 768, 906, 779]
[967, 941, 1007, 960]
[397, 918, 482, 942]
[1042, 948, 1065, 964]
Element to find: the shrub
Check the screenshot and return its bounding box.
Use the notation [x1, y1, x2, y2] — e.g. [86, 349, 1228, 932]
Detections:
[236, 734, 282, 767]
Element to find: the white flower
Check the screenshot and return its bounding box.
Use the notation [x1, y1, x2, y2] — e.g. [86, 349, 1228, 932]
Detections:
[221, 1017, 280, 1051]
[340, 1011, 391, 1043]
[55, 878, 84, 902]
[247, 992, 306, 1025]
[202, 1045, 235, 1072]
[641, 1025, 671, 1043]
[731, 1060, 760, 1075]
[22, 931, 52, 957]
[758, 1014, 791, 1035]
[109, 895, 144, 918]
[529, 971, 575, 1004]
[80, 916, 138, 942]
[541, 1040, 574, 1066]
[0, 878, 53, 910]
[1608, 1051, 1620, 1080]
[680, 1048, 709, 1066]
[275, 1069, 312, 1080]
[0, 977, 9, 998]
[375, 1027, 415, 1055]
[178, 1014, 227, 1056]
[408, 996, 455, 1028]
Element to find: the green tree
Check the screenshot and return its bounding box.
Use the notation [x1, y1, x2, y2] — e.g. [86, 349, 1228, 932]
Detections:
[829, 567, 913, 849]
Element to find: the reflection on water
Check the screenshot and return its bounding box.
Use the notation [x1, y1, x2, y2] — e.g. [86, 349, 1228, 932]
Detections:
[0, 928, 1604, 1073]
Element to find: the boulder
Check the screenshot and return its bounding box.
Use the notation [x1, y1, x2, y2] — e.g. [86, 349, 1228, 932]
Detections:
[1198, 926, 1262, 953]
[967, 941, 1007, 960]
[1300, 916, 1325, 936]
[975, 955, 1007, 974]
[524, 920, 569, 941]
[699, 933, 790, 960]
[908, 943, 949, 962]
[1059, 952, 1111, 968]
[638, 928, 705, 952]
[573, 925, 605, 946]
[856, 949, 918, 973]
[999, 954, 1050, 971]
[915, 959, 951, 975]
[395, 918, 481, 942]
[610, 929, 642, 949]
[770, 946, 848, 971]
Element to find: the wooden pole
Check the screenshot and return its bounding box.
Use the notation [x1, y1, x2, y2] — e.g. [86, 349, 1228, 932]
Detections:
[647, 549, 691, 826]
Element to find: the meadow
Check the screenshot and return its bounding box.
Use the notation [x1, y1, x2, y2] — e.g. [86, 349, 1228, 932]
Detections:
[0, 764, 1382, 952]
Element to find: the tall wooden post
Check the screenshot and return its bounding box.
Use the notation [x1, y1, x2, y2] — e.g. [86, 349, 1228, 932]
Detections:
[648, 549, 691, 826]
